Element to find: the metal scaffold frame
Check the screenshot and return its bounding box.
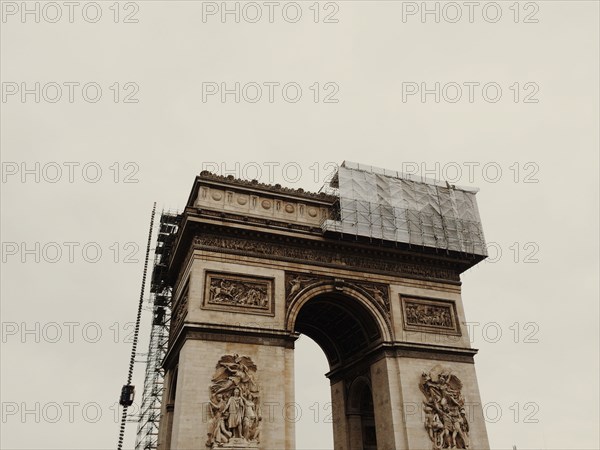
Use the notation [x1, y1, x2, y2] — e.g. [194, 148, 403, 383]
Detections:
[320, 161, 487, 256]
[134, 211, 180, 450]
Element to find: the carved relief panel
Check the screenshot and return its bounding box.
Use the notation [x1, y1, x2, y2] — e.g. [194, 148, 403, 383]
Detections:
[400, 296, 460, 336]
[206, 354, 261, 449]
[420, 365, 470, 449]
[204, 272, 274, 316]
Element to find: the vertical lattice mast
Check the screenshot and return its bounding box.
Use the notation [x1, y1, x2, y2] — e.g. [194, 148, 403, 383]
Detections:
[135, 212, 180, 450]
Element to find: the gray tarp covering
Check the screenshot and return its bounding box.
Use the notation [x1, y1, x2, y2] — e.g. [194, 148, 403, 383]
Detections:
[321, 161, 487, 256]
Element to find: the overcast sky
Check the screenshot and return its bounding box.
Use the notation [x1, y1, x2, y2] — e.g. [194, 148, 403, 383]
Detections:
[1, 1, 599, 449]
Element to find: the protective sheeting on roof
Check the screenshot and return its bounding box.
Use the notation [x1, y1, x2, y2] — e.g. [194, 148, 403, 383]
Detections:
[321, 161, 487, 256]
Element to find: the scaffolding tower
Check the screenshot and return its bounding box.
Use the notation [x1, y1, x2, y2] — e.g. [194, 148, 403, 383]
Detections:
[320, 161, 487, 256]
[134, 212, 181, 450]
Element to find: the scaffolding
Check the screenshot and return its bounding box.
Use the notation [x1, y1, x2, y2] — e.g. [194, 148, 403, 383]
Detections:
[321, 161, 487, 256]
[134, 211, 181, 450]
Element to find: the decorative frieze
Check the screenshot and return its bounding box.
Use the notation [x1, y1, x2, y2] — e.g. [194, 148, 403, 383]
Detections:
[204, 272, 274, 316]
[401, 296, 460, 335]
[194, 233, 460, 283]
[420, 366, 470, 449]
[194, 179, 331, 228]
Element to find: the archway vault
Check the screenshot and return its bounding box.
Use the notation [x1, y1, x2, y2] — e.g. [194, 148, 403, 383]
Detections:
[286, 282, 393, 370]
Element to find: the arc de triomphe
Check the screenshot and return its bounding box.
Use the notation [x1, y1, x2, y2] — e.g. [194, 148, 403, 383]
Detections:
[157, 162, 490, 450]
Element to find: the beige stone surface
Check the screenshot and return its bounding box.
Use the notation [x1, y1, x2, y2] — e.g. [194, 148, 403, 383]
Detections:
[390, 283, 473, 349]
[161, 246, 489, 450]
[370, 357, 408, 450]
[329, 380, 350, 450]
[194, 185, 330, 226]
[395, 357, 490, 450]
[186, 257, 287, 331]
[169, 339, 295, 450]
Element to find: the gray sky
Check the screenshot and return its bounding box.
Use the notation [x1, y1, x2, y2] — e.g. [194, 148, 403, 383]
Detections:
[1, 1, 599, 449]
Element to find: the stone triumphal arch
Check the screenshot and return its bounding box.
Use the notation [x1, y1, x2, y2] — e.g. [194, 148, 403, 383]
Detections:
[157, 162, 490, 450]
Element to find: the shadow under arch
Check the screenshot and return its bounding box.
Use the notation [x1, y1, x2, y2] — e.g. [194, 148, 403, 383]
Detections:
[346, 375, 372, 415]
[286, 282, 392, 371]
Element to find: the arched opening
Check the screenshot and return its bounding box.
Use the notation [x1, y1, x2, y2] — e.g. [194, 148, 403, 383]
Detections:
[292, 292, 384, 370]
[347, 377, 377, 450]
[359, 385, 377, 450]
[291, 289, 386, 449]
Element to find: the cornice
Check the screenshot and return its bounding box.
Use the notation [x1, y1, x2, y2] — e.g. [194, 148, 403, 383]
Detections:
[197, 171, 337, 203]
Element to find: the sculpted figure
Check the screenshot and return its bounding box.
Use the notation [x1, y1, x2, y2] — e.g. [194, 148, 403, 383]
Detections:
[288, 275, 312, 297]
[213, 363, 250, 396]
[243, 393, 261, 442]
[420, 366, 470, 449]
[363, 284, 388, 309]
[223, 388, 245, 438]
[206, 394, 231, 447]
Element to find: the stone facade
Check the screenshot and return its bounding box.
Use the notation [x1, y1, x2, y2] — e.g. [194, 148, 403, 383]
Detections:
[157, 172, 490, 450]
